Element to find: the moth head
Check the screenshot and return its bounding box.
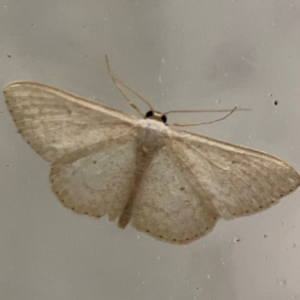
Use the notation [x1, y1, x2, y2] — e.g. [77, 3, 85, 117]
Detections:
[145, 111, 167, 124]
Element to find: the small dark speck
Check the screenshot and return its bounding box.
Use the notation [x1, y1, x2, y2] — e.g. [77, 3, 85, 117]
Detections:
[245, 210, 249, 213]
[233, 213, 236, 216]
[179, 187, 185, 191]
[84, 212, 88, 215]
[231, 160, 237, 164]
[271, 200, 274, 203]
[71, 207, 75, 210]
[263, 234, 267, 238]
[93, 160, 97, 164]
[7, 53, 11, 58]
[173, 239, 177, 241]
[273, 100, 278, 106]
[205, 227, 209, 230]
[159, 235, 163, 238]
[195, 234, 198, 237]
[186, 238, 189, 241]
[146, 229, 150, 233]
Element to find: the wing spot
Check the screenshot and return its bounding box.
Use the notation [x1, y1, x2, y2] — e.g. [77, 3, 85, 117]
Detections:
[71, 207, 75, 211]
[245, 210, 249, 213]
[146, 229, 150, 233]
[271, 200, 274, 203]
[93, 160, 97, 164]
[259, 206, 263, 209]
[195, 234, 198, 237]
[159, 235, 163, 238]
[173, 239, 177, 242]
[205, 227, 209, 230]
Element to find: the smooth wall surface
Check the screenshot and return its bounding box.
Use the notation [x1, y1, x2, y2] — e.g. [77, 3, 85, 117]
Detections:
[1, 1, 300, 299]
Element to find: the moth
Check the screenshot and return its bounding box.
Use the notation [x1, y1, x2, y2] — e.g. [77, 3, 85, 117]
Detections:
[3, 56, 300, 244]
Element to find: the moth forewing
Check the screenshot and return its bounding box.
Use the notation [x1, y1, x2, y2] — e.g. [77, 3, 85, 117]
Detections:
[172, 130, 300, 220]
[3, 82, 137, 162]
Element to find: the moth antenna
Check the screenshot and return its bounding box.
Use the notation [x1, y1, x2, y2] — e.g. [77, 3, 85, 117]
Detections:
[163, 108, 250, 115]
[105, 55, 154, 116]
[169, 106, 239, 127]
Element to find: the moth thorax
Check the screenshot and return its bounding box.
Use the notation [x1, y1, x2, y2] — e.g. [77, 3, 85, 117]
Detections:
[137, 120, 167, 149]
[135, 122, 166, 177]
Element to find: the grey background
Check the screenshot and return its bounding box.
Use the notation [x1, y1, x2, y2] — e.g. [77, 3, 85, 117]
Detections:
[1, 1, 300, 299]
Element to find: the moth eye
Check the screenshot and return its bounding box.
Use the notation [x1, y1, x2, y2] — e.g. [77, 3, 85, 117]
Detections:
[161, 115, 167, 123]
[145, 111, 153, 118]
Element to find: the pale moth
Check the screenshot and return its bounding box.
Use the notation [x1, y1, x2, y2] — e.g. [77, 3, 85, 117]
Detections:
[3, 56, 300, 245]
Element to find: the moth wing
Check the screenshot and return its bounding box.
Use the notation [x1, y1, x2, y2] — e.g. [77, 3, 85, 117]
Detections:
[50, 131, 137, 220]
[3, 82, 137, 162]
[131, 142, 219, 244]
[171, 131, 300, 220]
